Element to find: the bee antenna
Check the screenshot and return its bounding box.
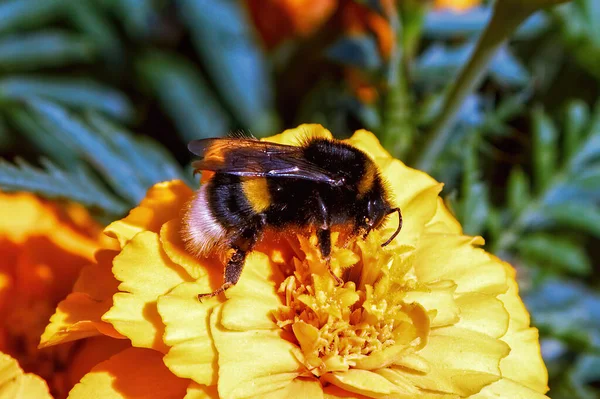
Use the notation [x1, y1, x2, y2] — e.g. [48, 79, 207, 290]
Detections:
[381, 208, 402, 247]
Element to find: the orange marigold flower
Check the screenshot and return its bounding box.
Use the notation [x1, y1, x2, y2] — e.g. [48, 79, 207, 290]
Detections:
[0, 192, 107, 398]
[42, 125, 549, 398]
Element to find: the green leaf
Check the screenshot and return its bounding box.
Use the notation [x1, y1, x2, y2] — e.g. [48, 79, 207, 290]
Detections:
[0, 0, 66, 34]
[136, 51, 231, 141]
[517, 234, 592, 276]
[26, 99, 148, 203]
[507, 167, 530, 214]
[108, 0, 157, 40]
[457, 134, 489, 235]
[6, 107, 79, 167]
[0, 76, 134, 121]
[178, 0, 279, 134]
[545, 203, 600, 239]
[65, 2, 124, 67]
[83, 111, 189, 186]
[0, 157, 127, 215]
[532, 106, 559, 193]
[0, 31, 95, 70]
[564, 100, 590, 161]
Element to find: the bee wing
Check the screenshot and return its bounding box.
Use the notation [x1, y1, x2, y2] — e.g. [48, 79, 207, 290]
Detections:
[188, 138, 343, 185]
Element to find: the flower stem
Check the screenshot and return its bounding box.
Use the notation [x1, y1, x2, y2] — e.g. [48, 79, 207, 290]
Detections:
[412, 1, 565, 172]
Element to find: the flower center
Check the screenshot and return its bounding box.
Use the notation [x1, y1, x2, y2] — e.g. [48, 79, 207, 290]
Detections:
[273, 234, 429, 376]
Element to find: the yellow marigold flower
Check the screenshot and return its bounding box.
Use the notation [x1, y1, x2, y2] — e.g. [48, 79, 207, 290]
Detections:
[435, 0, 481, 11]
[42, 125, 549, 398]
[0, 192, 106, 398]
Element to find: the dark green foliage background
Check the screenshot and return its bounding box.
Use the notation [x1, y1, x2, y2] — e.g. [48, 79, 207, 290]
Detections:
[0, 0, 598, 396]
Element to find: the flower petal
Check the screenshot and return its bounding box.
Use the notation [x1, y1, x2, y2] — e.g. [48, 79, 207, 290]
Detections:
[39, 292, 123, 348]
[158, 281, 222, 386]
[160, 219, 217, 280]
[426, 198, 462, 235]
[221, 252, 284, 331]
[210, 304, 303, 399]
[0, 353, 51, 399]
[265, 124, 333, 145]
[104, 180, 193, 248]
[40, 250, 124, 348]
[102, 231, 194, 352]
[498, 275, 548, 393]
[344, 129, 391, 161]
[454, 293, 509, 339]
[185, 382, 219, 399]
[467, 377, 550, 399]
[67, 347, 188, 399]
[381, 162, 440, 212]
[413, 234, 508, 296]
[67, 336, 131, 389]
[321, 369, 402, 398]
[260, 378, 324, 399]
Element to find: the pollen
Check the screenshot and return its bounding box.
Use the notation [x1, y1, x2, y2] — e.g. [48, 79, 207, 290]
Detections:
[273, 232, 430, 376]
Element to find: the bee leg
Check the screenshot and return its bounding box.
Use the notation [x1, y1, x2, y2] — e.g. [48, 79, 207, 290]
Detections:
[197, 221, 263, 301]
[315, 193, 343, 286]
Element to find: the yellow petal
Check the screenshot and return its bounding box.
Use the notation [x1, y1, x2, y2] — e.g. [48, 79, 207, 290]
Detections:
[467, 377, 550, 399]
[381, 162, 440, 212]
[426, 197, 462, 235]
[68, 347, 188, 399]
[160, 219, 217, 280]
[220, 252, 284, 331]
[414, 234, 508, 296]
[454, 293, 509, 339]
[0, 353, 51, 399]
[158, 281, 222, 386]
[498, 275, 548, 393]
[104, 180, 193, 248]
[403, 280, 459, 328]
[261, 378, 324, 399]
[344, 129, 391, 161]
[323, 384, 371, 399]
[321, 369, 401, 398]
[102, 231, 194, 352]
[185, 382, 219, 399]
[421, 326, 509, 376]
[386, 184, 443, 245]
[265, 124, 333, 145]
[210, 304, 303, 399]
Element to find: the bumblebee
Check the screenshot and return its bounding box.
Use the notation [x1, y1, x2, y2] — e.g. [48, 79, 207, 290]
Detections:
[181, 136, 402, 299]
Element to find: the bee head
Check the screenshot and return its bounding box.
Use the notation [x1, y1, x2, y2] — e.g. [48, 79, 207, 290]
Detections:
[361, 195, 402, 248]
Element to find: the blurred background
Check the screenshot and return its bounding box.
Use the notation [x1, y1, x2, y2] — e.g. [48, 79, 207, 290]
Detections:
[0, 0, 598, 397]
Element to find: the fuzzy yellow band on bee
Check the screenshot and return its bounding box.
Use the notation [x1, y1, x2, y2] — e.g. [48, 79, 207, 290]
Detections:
[242, 177, 271, 213]
[358, 162, 376, 197]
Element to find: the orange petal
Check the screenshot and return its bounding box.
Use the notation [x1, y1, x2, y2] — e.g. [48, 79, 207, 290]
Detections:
[39, 292, 124, 348]
[158, 281, 222, 386]
[104, 180, 193, 248]
[67, 336, 131, 389]
[0, 352, 51, 399]
[102, 231, 194, 352]
[210, 304, 303, 399]
[67, 347, 188, 399]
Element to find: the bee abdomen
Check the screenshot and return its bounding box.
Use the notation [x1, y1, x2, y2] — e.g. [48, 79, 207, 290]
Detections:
[181, 183, 227, 257]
